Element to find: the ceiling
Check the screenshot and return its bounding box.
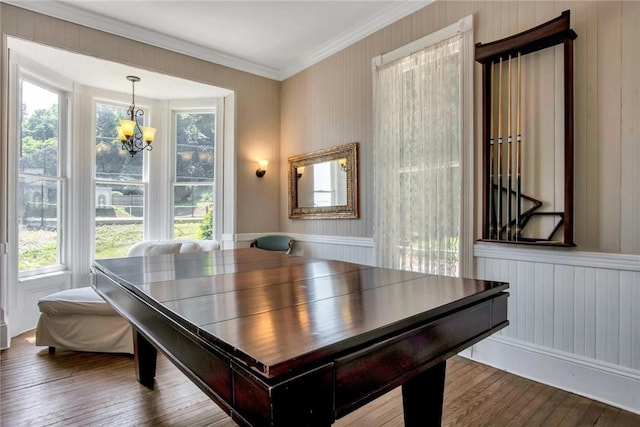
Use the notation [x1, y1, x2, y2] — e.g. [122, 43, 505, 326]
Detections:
[6, 0, 431, 81]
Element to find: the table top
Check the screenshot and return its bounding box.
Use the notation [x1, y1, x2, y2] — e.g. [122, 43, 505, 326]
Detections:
[93, 248, 508, 378]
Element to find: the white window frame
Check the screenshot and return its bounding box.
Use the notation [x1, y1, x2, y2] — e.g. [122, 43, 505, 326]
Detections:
[12, 67, 70, 278]
[169, 99, 224, 243]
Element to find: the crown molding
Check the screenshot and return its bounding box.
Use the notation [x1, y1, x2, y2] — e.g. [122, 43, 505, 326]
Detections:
[281, 1, 433, 79]
[5, 0, 433, 81]
[4, 0, 282, 80]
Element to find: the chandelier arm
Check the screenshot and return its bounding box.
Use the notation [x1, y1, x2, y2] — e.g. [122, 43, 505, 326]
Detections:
[118, 75, 154, 157]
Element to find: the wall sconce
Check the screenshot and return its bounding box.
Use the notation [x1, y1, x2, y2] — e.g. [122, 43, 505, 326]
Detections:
[296, 166, 305, 179]
[338, 158, 348, 172]
[256, 160, 268, 177]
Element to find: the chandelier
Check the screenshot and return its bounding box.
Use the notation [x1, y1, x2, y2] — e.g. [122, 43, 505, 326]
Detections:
[116, 75, 156, 156]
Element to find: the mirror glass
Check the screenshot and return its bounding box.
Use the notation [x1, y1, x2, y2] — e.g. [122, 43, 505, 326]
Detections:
[288, 143, 358, 219]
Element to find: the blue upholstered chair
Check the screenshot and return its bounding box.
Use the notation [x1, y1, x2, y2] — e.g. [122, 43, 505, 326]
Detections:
[250, 235, 294, 254]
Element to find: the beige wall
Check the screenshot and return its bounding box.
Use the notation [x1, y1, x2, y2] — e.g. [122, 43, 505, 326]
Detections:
[0, 3, 282, 235]
[281, 0, 640, 255]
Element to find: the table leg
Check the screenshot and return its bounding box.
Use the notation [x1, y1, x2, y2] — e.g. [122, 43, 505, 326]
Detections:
[402, 361, 446, 427]
[134, 329, 157, 388]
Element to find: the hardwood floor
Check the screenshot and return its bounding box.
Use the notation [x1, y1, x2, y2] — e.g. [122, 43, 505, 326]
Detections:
[2, 331, 638, 426]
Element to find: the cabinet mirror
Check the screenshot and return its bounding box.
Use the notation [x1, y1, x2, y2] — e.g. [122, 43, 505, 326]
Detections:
[288, 143, 359, 219]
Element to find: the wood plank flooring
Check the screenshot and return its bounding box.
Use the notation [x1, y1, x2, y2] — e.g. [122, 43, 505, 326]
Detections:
[2, 331, 638, 426]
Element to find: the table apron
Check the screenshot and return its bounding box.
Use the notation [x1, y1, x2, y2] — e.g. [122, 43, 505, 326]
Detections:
[334, 293, 508, 416]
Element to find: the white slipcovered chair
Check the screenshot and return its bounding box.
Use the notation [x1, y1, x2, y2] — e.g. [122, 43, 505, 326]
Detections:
[35, 239, 220, 354]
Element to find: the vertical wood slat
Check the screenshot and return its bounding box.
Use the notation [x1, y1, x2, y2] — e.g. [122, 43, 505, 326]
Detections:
[620, 1, 640, 254]
[596, 1, 622, 253]
[524, 261, 535, 344]
[506, 260, 517, 339]
[584, 267, 597, 360]
[584, 4, 599, 250]
[516, 261, 527, 341]
[573, 266, 586, 357]
[563, 265, 575, 354]
[618, 271, 633, 369]
[553, 266, 564, 350]
[607, 270, 621, 365]
[542, 264, 554, 348]
[595, 269, 609, 362]
[572, 2, 587, 248]
[534, 264, 546, 346]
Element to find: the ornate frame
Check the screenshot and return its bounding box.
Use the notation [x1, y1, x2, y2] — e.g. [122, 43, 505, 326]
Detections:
[288, 142, 359, 219]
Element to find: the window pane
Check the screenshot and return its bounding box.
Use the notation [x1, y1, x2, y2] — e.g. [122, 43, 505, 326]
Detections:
[176, 113, 215, 183]
[18, 177, 60, 271]
[95, 103, 143, 182]
[20, 80, 59, 175]
[173, 184, 213, 239]
[95, 183, 144, 259]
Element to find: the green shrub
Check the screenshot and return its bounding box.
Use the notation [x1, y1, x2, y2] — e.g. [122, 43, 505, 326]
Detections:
[197, 209, 213, 240]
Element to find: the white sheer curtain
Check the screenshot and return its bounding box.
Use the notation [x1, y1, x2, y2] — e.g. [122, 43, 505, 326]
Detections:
[373, 34, 463, 277]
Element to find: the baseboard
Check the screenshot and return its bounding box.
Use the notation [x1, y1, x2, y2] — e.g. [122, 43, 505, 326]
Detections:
[459, 336, 640, 414]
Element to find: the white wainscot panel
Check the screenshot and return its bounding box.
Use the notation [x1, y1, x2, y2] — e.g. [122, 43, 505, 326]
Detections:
[234, 233, 374, 265]
[470, 243, 640, 414]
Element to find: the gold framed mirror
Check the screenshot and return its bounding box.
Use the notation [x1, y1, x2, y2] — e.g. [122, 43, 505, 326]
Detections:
[288, 142, 359, 219]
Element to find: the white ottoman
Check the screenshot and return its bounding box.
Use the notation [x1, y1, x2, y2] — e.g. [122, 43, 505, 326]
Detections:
[35, 239, 220, 354]
[35, 287, 133, 354]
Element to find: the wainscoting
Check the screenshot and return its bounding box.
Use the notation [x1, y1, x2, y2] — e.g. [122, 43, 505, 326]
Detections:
[232, 233, 639, 413]
[229, 233, 375, 266]
[469, 243, 639, 414]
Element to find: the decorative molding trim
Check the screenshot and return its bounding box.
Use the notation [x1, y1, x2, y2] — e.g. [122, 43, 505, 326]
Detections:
[372, 13, 471, 69]
[5, 0, 280, 79]
[234, 233, 374, 248]
[282, 1, 433, 79]
[474, 242, 640, 271]
[460, 336, 640, 414]
[6, 0, 433, 81]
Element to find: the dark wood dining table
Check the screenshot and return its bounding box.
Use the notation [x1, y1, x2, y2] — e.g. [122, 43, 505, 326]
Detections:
[92, 248, 508, 426]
